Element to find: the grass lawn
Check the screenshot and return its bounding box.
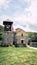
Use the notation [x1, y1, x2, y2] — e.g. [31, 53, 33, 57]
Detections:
[0, 46, 37, 65]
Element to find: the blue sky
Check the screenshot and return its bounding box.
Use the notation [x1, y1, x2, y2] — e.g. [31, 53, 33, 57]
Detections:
[0, 0, 37, 32]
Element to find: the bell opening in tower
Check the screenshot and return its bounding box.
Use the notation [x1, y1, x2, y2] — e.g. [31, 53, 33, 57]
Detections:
[3, 20, 13, 31]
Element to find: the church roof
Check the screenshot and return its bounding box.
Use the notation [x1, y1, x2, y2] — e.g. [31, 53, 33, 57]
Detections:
[15, 28, 28, 33]
[3, 19, 13, 25]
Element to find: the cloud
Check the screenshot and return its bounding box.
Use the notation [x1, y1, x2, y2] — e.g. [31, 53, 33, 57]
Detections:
[0, 15, 31, 32]
[0, 0, 37, 32]
[0, 0, 10, 9]
[21, 0, 30, 3]
[15, 0, 37, 25]
[0, 14, 37, 32]
[13, 0, 37, 32]
[27, 0, 37, 24]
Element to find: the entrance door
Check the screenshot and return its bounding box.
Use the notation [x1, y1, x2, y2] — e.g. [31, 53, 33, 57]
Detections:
[21, 40, 24, 44]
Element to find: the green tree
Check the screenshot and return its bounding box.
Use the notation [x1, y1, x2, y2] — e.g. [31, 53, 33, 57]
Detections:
[0, 25, 3, 32]
[33, 33, 37, 39]
[0, 25, 3, 41]
[28, 32, 32, 38]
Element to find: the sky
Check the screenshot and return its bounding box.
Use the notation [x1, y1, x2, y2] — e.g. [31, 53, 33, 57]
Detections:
[0, 0, 37, 32]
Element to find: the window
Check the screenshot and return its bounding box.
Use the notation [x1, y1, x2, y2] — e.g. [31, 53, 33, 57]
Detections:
[4, 25, 11, 31]
[21, 34, 23, 36]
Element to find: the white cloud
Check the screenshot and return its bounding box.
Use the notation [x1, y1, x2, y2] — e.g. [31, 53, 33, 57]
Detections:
[27, 0, 37, 24]
[0, 14, 37, 32]
[0, 0, 10, 9]
[18, 0, 37, 25]
[0, 15, 13, 25]
[22, 0, 30, 2]
[0, 0, 37, 32]
[13, 0, 37, 32]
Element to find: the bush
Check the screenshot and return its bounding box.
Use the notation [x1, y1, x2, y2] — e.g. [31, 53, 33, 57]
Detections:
[0, 32, 2, 41]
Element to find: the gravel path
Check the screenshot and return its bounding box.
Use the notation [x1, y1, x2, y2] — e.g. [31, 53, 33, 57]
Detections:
[27, 45, 37, 50]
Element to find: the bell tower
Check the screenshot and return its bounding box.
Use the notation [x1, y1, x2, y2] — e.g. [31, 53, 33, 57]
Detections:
[2, 19, 14, 46]
[3, 19, 13, 31]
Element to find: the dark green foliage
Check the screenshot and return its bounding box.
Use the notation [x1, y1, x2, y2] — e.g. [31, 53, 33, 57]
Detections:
[0, 25, 3, 41]
[31, 33, 37, 42]
[33, 33, 37, 38]
[28, 32, 37, 45]
[0, 32, 2, 41]
[28, 32, 37, 39]
[28, 32, 32, 38]
[0, 25, 4, 32]
[15, 44, 19, 47]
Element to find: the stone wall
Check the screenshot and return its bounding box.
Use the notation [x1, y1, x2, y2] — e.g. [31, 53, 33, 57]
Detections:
[2, 31, 14, 46]
[15, 36, 28, 47]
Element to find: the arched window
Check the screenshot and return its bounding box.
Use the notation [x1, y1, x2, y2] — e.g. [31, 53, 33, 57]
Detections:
[21, 34, 23, 36]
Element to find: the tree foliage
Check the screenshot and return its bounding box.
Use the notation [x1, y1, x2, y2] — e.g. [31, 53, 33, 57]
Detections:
[28, 32, 37, 39]
[28, 32, 32, 38]
[0, 25, 3, 41]
[0, 25, 4, 32]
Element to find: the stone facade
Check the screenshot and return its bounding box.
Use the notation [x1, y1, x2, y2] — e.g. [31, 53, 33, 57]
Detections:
[15, 28, 28, 47]
[1, 20, 14, 46]
[1, 20, 28, 47]
[1, 28, 28, 47]
[2, 31, 14, 46]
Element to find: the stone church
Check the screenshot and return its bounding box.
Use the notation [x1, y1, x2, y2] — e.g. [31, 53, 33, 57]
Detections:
[15, 28, 28, 47]
[1, 20, 28, 47]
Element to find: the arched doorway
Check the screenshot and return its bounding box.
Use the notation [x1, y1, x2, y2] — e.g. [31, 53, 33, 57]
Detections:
[21, 40, 24, 44]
